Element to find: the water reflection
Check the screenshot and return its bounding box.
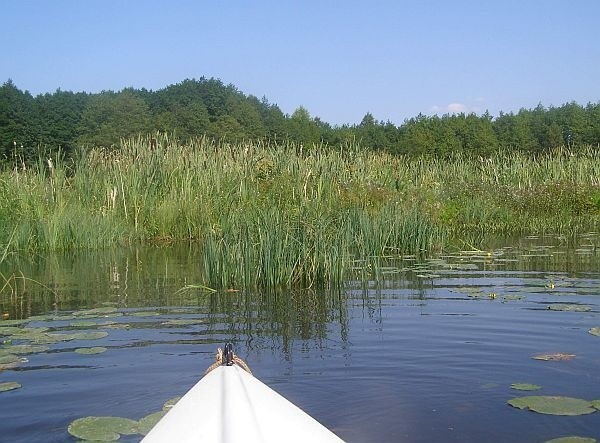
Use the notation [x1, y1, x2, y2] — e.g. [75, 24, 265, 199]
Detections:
[0, 234, 599, 442]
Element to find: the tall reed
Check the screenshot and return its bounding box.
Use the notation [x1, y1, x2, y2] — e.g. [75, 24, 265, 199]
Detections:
[0, 135, 598, 288]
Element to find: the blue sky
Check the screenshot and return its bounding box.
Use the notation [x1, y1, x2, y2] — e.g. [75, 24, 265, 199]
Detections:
[1, 0, 599, 125]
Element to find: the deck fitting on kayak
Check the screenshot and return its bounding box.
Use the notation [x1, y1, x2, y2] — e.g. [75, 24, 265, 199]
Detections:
[223, 342, 234, 366]
[205, 343, 253, 375]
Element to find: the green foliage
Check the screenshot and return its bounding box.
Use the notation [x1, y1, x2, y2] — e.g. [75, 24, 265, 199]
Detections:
[0, 135, 599, 289]
[507, 396, 597, 416]
[2, 78, 600, 162]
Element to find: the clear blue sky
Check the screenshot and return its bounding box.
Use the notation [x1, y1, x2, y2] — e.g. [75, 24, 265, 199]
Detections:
[1, 0, 599, 125]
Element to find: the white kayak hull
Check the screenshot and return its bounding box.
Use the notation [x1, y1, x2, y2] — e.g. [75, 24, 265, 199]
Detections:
[142, 365, 344, 443]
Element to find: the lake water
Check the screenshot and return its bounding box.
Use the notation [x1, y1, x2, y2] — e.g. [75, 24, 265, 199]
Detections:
[1, 234, 599, 442]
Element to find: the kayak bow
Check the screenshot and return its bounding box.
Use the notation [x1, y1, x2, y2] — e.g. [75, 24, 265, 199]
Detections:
[142, 345, 344, 443]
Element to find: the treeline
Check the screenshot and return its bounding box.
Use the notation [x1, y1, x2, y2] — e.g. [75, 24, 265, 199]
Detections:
[1, 77, 599, 162]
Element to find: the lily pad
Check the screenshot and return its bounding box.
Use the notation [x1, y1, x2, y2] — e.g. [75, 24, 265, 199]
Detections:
[137, 411, 167, 435]
[74, 347, 107, 355]
[511, 383, 542, 391]
[0, 344, 48, 355]
[70, 321, 98, 327]
[131, 311, 160, 317]
[70, 331, 109, 340]
[99, 323, 130, 330]
[588, 327, 600, 337]
[0, 319, 29, 326]
[592, 400, 600, 410]
[532, 353, 576, 361]
[0, 381, 21, 392]
[68, 416, 138, 441]
[547, 304, 591, 312]
[508, 396, 597, 416]
[545, 437, 597, 443]
[28, 332, 76, 344]
[74, 307, 119, 317]
[163, 396, 181, 410]
[0, 326, 23, 336]
[0, 353, 24, 369]
[162, 319, 204, 326]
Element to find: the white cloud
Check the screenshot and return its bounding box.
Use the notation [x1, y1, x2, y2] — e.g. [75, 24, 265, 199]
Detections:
[447, 102, 468, 113]
[430, 100, 485, 115]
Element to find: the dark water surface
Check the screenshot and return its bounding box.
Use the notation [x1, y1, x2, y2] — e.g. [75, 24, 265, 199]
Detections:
[1, 235, 599, 442]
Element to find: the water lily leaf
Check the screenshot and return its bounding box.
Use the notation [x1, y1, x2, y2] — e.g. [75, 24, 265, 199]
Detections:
[545, 437, 597, 443]
[532, 353, 576, 361]
[502, 295, 525, 301]
[0, 319, 29, 326]
[68, 416, 138, 441]
[1, 344, 48, 355]
[511, 383, 542, 391]
[10, 327, 50, 337]
[70, 331, 109, 340]
[137, 411, 167, 435]
[163, 396, 181, 410]
[588, 327, 600, 337]
[28, 332, 76, 344]
[508, 396, 597, 415]
[592, 400, 600, 410]
[0, 326, 23, 336]
[0, 381, 21, 392]
[0, 353, 24, 369]
[74, 307, 119, 317]
[70, 321, 98, 327]
[99, 323, 130, 330]
[0, 354, 21, 365]
[162, 319, 204, 326]
[547, 304, 591, 312]
[131, 311, 160, 317]
[74, 347, 107, 355]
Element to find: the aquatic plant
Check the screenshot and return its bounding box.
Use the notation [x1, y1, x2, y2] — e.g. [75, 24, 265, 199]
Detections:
[67, 416, 139, 441]
[0, 381, 21, 392]
[507, 396, 598, 415]
[1, 135, 599, 289]
[510, 383, 542, 391]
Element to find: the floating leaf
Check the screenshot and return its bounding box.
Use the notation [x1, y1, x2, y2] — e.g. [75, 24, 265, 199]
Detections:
[131, 311, 160, 317]
[162, 319, 204, 326]
[0, 326, 23, 336]
[511, 383, 542, 391]
[508, 396, 597, 415]
[74, 347, 107, 355]
[592, 400, 600, 410]
[70, 331, 109, 340]
[74, 307, 119, 317]
[588, 327, 600, 337]
[163, 396, 181, 410]
[0, 353, 21, 365]
[545, 437, 597, 443]
[68, 416, 138, 441]
[137, 411, 167, 435]
[99, 323, 130, 330]
[547, 304, 591, 312]
[0, 319, 29, 326]
[9, 327, 49, 337]
[502, 295, 525, 301]
[0, 344, 48, 355]
[0, 381, 21, 392]
[24, 332, 76, 344]
[532, 353, 576, 361]
[70, 321, 98, 327]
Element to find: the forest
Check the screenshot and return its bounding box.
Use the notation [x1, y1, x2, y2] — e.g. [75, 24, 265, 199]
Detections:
[1, 77, 600, 164]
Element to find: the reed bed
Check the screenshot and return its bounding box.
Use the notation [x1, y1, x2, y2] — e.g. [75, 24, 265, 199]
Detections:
[1, 135, 599, 289]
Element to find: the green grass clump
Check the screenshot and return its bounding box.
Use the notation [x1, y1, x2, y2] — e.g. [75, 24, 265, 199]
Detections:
[1, 135, 599, 289]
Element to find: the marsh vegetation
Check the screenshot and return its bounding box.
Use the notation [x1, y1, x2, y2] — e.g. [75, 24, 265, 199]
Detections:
[1, 135, 599, 289]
